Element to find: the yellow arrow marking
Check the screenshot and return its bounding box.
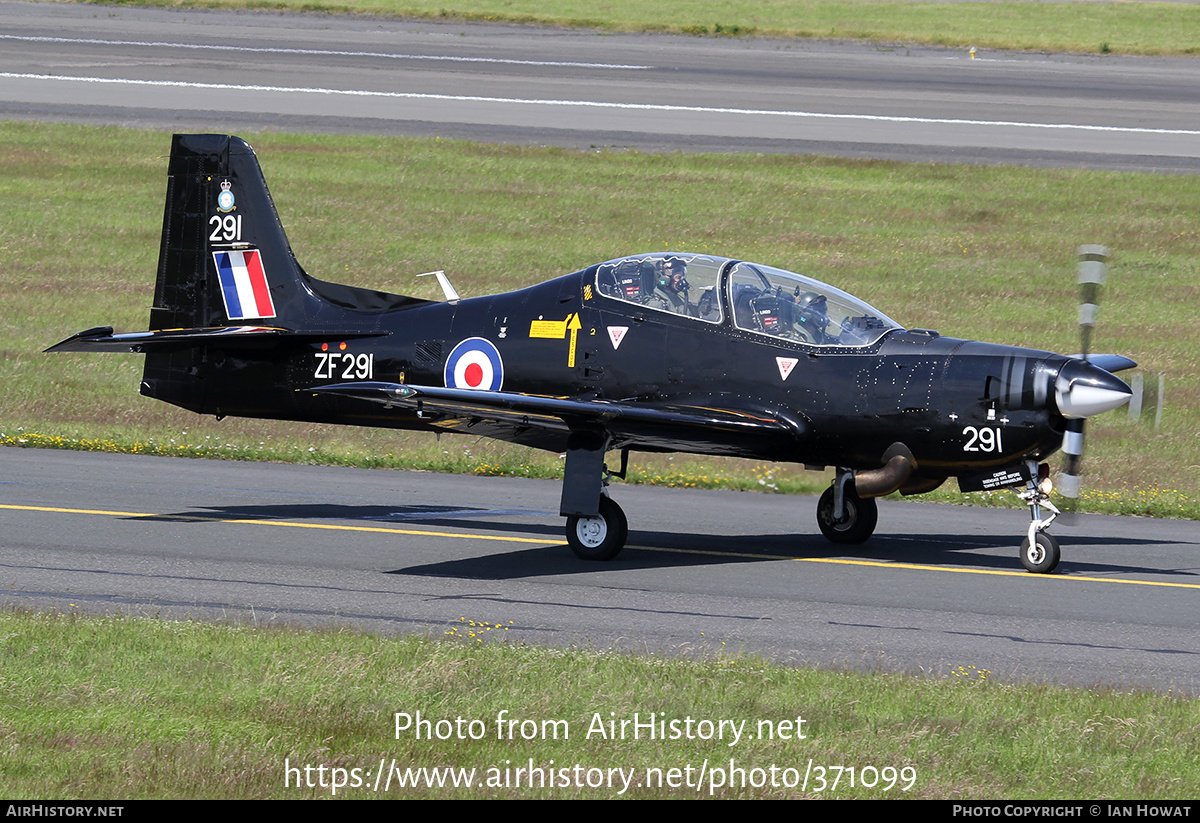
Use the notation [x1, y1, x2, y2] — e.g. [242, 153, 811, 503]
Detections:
[567, 313, 582, 368]
[528, 313, 583, 367]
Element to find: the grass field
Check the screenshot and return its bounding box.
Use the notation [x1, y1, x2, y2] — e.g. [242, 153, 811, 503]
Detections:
[3, 121, 1197, 517]
[59, 0, 1200, 57]
[3, 607, 1198, 799]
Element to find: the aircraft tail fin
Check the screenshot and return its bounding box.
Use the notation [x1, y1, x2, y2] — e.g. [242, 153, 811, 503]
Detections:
[153, 135, 272, 329]
[132, 134, 430, 411]
[151, 134, 434, 330]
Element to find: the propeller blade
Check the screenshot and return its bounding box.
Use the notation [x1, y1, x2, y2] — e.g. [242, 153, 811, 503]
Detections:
[1126, 371, 1165, 429]
[1077, 244, 1108, 362]
[1058, 245, 1108, 522]
[1058, 417, 1085, 520]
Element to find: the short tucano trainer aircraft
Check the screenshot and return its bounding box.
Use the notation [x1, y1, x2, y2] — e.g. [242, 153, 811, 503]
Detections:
[49, 135, 1135, 573]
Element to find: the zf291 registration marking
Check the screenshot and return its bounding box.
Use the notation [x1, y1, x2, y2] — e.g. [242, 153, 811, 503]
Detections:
[314, 351, 374, 380]
[962, 425, 1002, 453]
[209, 214, 243, 242]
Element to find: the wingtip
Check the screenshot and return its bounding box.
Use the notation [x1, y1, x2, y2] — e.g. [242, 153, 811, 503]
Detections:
[44, 326, 116, 353]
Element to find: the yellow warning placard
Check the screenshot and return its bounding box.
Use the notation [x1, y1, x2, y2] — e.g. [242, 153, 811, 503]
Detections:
[529, 314, 573, 339]
[529, 313, 583, 367]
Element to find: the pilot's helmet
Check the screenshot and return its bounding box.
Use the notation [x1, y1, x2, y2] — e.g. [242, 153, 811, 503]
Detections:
[659, 258, 689, 294]
[795, 291, 829, 330]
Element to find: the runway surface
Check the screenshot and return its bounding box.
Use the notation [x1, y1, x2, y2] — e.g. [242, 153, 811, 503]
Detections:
[3, 0, 1200, 171]
[4, 447, 1199, 692]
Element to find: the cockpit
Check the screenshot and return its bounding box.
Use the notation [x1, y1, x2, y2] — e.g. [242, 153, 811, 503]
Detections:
[594, 253, 902, 348]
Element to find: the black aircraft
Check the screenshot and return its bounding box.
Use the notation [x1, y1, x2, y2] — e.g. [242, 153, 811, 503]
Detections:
[49, 135, 1136, 573]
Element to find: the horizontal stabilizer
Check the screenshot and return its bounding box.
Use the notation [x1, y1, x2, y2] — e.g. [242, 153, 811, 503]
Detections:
[46, 325, 388, 354]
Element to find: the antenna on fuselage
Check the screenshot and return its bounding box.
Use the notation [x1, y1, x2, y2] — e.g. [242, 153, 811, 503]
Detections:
[418, 270, 460, 304]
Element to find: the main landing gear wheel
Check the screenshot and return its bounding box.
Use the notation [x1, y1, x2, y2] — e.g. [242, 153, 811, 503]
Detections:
[1020, 532, 1061, 574]
[817, 486, 878, 544]
[566, 497, 628, 561]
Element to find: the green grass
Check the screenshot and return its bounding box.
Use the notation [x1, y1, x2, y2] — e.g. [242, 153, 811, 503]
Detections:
[2, 607, 1198, 798]
[3, 121, 1198, 517]
[57, 0, 1200, 57]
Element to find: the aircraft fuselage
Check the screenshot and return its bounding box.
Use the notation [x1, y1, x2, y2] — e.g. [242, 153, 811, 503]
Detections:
[148, 266, 1070, 481]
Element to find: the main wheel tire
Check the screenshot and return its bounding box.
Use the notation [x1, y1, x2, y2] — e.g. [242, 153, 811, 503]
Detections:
[566, 497, 628, 561]
[1020, 532, 1061, 574]
[817, 485, 878, 544]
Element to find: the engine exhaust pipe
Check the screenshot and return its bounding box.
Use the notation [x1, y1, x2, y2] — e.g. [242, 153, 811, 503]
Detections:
[854, 454, 915, 499]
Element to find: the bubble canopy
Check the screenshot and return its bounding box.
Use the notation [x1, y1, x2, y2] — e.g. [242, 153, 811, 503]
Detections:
[594, 253, 903, 347]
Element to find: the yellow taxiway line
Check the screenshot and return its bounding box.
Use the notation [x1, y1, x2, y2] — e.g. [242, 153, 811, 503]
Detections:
[0, 503, 549, 544]
[4, 503, 1198, 590]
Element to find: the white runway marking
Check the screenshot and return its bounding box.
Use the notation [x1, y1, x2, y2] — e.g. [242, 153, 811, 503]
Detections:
[5, 71, 1198, 137]
[0, 34, 653, 70]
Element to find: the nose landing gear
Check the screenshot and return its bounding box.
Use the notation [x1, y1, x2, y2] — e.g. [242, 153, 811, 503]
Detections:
[1016, 461, 1061, 574]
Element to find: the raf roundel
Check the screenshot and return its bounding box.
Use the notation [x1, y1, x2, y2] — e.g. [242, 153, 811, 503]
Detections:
[444, 337, 504, 391]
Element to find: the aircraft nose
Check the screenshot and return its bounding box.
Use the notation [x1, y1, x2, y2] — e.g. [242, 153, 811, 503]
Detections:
[1054, 359, 1133, 419]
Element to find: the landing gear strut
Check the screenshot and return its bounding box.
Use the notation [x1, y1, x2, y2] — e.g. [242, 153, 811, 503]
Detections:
[817, 469, 878, 544]
[562, 444, 629, 561]
[1015, 460, 1061, 574]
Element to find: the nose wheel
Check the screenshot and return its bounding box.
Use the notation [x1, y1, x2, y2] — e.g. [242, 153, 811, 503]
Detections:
[1016, 461, 1062, 573]
[566, 496, 628, 561]
[1020, 531, 1061, 574]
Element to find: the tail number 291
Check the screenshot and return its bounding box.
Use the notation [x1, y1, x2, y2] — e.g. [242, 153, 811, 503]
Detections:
[209, 214, 243, 242]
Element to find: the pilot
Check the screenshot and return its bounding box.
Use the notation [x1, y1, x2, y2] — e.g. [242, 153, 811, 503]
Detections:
[654, 257, 690, 313]
[794, 291, 833, 343]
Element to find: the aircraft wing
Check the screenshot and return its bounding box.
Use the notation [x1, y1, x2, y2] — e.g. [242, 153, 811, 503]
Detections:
[309, 381, 806, 455]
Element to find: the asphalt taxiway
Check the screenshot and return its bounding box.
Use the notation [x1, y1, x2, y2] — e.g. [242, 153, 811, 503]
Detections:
[4, 447, 1199, 691]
